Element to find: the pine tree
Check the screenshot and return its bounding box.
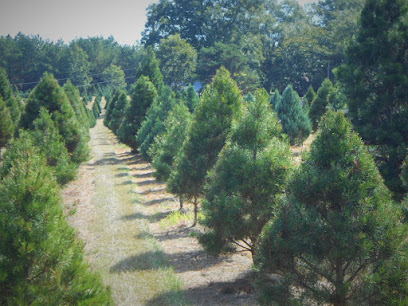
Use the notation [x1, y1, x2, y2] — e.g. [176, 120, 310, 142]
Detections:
[30, 109, 77, 184]
[309, 78, 334, 130]
[168, 67, 243, 225]
[255, 111, 408, 305]
[136, 86, 177, 159]
[199, 89, 294, 258]
[336, 0, 408, 196]
[21, 73, 89, 163]
[135, 46, 164, 92]
[0, 96, 14, 156]
[275, 85, 311, 145]
[0, 135, 111, 304]
[0, 67, 21, 126]
[181, 85, 199, 112]
[104, 89, 121, 128]
[64, 80, 90, 130]
[150, 102, 192, 209]
[117, 76, 157, 149]
[270, 89, 281, 109]
[303, 85, 316, 114]
[108, 90, 128, 133]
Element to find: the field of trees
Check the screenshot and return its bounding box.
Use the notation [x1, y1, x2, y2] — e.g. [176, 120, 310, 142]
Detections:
[1, 0, 408, 305]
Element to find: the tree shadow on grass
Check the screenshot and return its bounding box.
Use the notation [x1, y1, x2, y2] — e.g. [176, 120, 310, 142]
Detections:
[138, 179, 159, 186]
[133, 171, 155, 179]
[144, 197, 176, 206]
[119, 180, 133, 185]
[110, 250, 170, 273]
[146, 272, 256, 305]
[110, 250, 221, 274]
[138, 187, 166, 195]
[120, 211, 171, 222]
[115, 172, 129, 178]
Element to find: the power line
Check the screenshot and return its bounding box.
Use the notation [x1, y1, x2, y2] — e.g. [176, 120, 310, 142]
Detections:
[14, 67, 139, 87]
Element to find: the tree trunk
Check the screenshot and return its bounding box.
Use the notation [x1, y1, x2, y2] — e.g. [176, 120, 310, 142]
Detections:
[179, 195, 184, 210]
[333, 259, 346, 306]
[192, 196, 198, 227]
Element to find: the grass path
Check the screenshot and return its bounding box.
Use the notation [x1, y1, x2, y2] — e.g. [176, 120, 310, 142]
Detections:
[63, 106, 259, 305]
[62, 114, 184, 305]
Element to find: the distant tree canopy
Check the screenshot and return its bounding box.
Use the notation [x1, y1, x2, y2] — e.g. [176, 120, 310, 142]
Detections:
[141, 0, 364, 95]
[156, 34, 197, 90]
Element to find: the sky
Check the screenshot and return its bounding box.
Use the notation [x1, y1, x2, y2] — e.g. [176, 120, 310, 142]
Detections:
[0, 0, 316, 46]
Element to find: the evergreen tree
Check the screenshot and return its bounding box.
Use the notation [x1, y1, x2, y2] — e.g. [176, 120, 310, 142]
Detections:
[270, 89, 281, 109]
[30, 110, 77, 185]
[309, 78, 334, 130]
[64, 80, 90, 130]
[150, 102, 192, 208]
[108, 90, 128, 133]
[135, 46, 164, 92]
[0, 135, 111, 304]
[117, 76, 157, 149]
[255, 111, 408, 305]
[136, 86, 177, 159]
[104, 89, 121, 128]
[181, 85, 199, 112]
[336, 0, 408, 195]
[303, 85, 316, 114]
[21, 73, 89, 163]
[168, 67, 243, 225]
[0, 96, 14, 156]
[0, 67, 21, 126]
[275, 85, 311, 145]
[199, 89, 294, 258]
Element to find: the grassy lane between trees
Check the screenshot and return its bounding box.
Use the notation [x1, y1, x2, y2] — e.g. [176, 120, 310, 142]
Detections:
[62, 110, 185, 305]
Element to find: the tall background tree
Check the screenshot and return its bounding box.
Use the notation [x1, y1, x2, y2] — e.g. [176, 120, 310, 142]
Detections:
[156, 34, 198, 90]
[336, 0, 408, 196]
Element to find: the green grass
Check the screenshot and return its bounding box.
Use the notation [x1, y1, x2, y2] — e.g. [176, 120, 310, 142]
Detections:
[160, 210, 204, 228]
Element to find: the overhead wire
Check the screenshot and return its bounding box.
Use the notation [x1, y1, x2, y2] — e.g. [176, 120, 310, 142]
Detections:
[14, 67, 139, 87]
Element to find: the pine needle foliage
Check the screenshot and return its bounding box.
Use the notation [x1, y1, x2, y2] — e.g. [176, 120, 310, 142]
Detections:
[107, 90, 129, 133]
[63, 81, 90, 130]
[255, 111, 408, 305]
[117, 76, 157, 149]
[135, 46, 164, 92]
[21, 72, 89, 163]
[309, 78, 334, 130]
[30, 110, 77, 184]
[336, 0, 408, 196]
[0, 96, 14, 152]
[0, 137, 111, 305]
[104, 89, 121, 128]
[275, 84, 311, 145]
[136, 86, 177, 159]
[168, 67, 243, 225]
[270, 89, 281, 109]
[0, 67, 21, 126]
[150, 101, 192, 183]
[199, 89, 294, 258]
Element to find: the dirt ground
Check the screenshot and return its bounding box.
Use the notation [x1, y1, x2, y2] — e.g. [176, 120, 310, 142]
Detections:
[62, 111, 257, 305]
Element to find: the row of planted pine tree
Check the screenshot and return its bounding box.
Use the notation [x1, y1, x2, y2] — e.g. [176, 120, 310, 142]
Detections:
[0, 69, 112, 304]
[104, 45, 408, 304]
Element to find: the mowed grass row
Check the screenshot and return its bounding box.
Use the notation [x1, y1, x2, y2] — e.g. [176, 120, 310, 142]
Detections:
[71, 117, 187, 305]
